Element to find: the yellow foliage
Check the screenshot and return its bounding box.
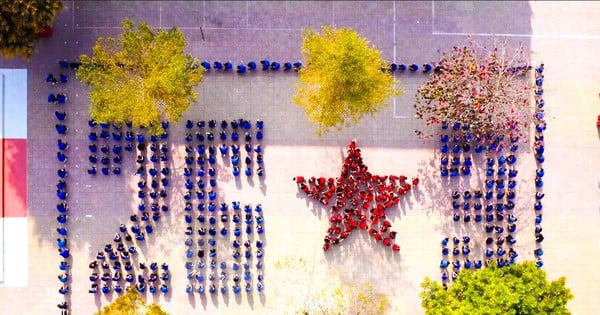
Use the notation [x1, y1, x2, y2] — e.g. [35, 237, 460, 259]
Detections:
[95, 289, 169, 315]
[77, 19, 204, 135]
[294, 26, 402, 135]
[297, 282, 390, 315]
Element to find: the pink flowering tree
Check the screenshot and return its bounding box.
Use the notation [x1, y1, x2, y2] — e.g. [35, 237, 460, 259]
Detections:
[414, 38, 534, 146]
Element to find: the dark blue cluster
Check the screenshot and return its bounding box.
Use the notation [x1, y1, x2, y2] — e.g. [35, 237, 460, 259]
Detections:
[87, 123, 171, 296]
[182, 119, 266, 295]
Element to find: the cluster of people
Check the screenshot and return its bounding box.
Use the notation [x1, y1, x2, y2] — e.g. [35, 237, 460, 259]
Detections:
[183, 119, 264, 178]
[88, 124, 173, 294]
[48, 93, 68, 104]
[181, 120, 266, 294]
[200, 59, 303, 73]
[88, 248, 170, 295]
[46, 72, 68, 85]
[87, 120, 170, 176]
[184, 201, 266, 295]
[439, 123, 521, 177]
[51, 61, 73, 315]
[439, 234, 519, 284]
[294, 140, 418, 252]
[533, 63, 546, 269]
[129, 130, 173, 242]
[440, 126, 524, 283]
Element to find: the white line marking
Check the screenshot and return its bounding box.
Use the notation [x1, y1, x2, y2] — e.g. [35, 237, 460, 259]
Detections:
[332, 2, 335, 26]
[432, 31, 600, 40]
[431, 0, 435, 34]
[203, 1, 206, 27]
[71, 0, 75, 32]
[246, 1, 249, 28]
[159, 0, 162, 29]
[74, 26, 303, 31]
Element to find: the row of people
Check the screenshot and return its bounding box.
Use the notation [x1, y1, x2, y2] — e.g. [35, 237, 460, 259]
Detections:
[452, 213, 518, 225]
[186, 119, 263, 130]
[184, 130, 263, 142]
[533, 63, 546, 268]
[185, 212, 265, 225]
[388, 63, 433, 73]
[185, 281, 264, 294]
[89, 282, 169, 294]
[46, 73, 68, 84]
[201, 59, 301, 73]
[48, 93, 68, 104]
[185, 144, 263, 160]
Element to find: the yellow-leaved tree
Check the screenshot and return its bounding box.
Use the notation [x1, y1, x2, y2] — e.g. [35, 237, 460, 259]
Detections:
[95, 289, 169, 315]
[294, 26, 402, 135]
[77, 19, 203, 135]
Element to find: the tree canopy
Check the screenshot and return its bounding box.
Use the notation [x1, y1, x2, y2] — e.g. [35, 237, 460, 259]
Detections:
[273, 257, 390, 315]
[0, 0, 63, 60]
[293, 26, 402, 135]
[414, 37, 533, 145]
[95, 289, 169, 315]
[420, 262, 573, 315]
[77, 19, 203, 134]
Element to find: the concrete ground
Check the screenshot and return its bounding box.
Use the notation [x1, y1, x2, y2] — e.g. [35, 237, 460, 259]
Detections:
[0, 1, 599, 314]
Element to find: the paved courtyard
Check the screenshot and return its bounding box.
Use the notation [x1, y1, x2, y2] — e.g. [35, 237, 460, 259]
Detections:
[0, 1, 599, 314]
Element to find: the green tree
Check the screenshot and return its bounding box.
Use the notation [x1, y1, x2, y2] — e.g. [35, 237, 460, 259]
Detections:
[293, 26, 402, 135]
[95, 289, 169, 315]
[420, 262, 573, 315]
[0, 0, 63, 60]
[77, 19, 203, 134]
[414, 37, 533, 145]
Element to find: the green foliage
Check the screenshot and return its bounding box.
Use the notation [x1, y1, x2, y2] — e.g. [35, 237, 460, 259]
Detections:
[414, 37, 533, 143]
[0, 0, 63, 60]
[420, 262, 573, 315]
[95, 289, 169, 315]
[77, 19, 203, 134]
[294, 26, 402, 135]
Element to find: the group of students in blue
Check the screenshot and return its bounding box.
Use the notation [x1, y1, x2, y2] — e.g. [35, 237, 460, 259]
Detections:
[47, 68, 68, 104]
[183, 119, 264, 178]
[200, 59, 303, 74]
[88, 122, 172, 295]
[88, 246, 171, 295]
[439, 122, 521, 178]
[439, 126, 523, 284]
[438, 63, 549, 287]
[182, 118, 266, 295]
[184, 201, 266, 295]
[50, 60, 74, 315]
